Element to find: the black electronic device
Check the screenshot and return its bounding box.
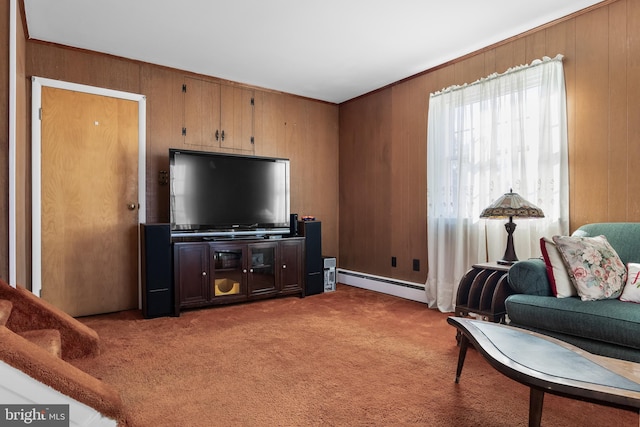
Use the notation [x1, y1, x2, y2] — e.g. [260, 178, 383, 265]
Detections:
[169, 149, 290, 236]
[299, 220, 323, 296]
[289, 213, 298, 236]
[140, 223, 174, 318]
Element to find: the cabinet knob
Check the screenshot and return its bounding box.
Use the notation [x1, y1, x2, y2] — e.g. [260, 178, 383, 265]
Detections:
[282, 264, 287, 269]
[202, 271, 207, 276]
[243, 269, 247, 274]
[249, 268, 254, 273]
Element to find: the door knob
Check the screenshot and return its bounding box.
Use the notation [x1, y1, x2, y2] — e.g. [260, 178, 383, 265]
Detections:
[127, 203, 137, 210]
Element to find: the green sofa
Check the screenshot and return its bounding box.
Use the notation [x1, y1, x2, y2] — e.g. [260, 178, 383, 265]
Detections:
[505, 222, 640, 362]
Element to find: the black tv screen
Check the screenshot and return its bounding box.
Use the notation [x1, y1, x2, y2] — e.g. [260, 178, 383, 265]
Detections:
[169, 149, 290, 233]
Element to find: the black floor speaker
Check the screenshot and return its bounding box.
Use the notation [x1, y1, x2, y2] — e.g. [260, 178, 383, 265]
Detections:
[298, 220, 323, 296]
[140, 223, 174, 318]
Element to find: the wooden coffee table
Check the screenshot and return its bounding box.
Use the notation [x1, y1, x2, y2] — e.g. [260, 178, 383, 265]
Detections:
[448, 316, 640, 427]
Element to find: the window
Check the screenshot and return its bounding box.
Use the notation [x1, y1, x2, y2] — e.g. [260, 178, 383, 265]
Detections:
[426, 55, 568, 312]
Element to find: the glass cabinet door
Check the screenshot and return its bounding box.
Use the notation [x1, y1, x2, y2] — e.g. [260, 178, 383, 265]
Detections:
[211, 244, 246, 299]
[247, 243, 277, 297]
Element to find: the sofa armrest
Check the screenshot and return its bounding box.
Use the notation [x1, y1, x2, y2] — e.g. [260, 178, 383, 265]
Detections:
[507, 258, 552, 296]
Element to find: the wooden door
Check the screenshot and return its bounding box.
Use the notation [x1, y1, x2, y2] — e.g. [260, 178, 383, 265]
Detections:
[247, 242, 277, 298]
[40, 86, 139, 316]
[279, 239, 303, 294]
[174, 242, 210, 308]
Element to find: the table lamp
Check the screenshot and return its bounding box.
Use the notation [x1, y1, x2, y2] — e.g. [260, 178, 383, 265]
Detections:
[480, 189, 545, 265]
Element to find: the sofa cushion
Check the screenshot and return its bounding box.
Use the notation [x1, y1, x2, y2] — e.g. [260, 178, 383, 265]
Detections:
[540, 237, 576, 298]
[507, 258, 552, 296]
[572, 222, 640, 265]
[620, 263, 640, 303]
[552, 235, 626, 301]
[506, 294, 640, 351]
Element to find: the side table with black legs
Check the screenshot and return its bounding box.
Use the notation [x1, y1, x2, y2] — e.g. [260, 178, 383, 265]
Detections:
[455, 262, 514, 323]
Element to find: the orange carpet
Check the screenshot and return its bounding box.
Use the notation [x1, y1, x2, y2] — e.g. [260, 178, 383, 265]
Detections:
[71, 285, 636, 426]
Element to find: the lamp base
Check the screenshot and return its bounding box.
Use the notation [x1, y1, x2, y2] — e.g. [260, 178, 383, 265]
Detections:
[498, 217, 518, 265]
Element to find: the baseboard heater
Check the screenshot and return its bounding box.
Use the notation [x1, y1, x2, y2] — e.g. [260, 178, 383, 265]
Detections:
[337, 269, 427, 303]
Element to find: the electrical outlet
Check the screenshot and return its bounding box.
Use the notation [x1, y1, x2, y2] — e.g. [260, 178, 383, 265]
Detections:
[391, 257, 397, 267]
[413, 259, 420, 271]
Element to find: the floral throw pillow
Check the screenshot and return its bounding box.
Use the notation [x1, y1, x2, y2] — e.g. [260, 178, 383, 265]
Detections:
[552, 235, 626, 301]
[620, 263, 640, 303]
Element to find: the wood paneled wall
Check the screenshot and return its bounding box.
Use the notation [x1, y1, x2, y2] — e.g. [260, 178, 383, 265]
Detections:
[339, 0, 640, 283]
[0, 2, 9, 281]
[0, 1, 26, 284]
[18, 41, 339, 288]
[15, 0, 28, 286]
[6, 0, 638, 287]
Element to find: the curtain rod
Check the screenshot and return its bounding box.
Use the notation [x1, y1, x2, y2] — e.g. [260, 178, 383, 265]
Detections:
[430, 54, 564, 98]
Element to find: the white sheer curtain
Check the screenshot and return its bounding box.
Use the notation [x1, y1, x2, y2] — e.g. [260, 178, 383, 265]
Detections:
[426, 55, 569, 312]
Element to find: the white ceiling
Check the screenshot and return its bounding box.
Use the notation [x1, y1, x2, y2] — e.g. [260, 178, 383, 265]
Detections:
[23, 0, 603, 104]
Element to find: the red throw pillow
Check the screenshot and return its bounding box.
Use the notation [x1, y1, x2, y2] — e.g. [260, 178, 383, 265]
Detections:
[540, 237, 576, 298]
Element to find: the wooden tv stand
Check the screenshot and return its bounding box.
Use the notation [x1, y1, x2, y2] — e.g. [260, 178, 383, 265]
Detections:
[172, 236, 305, 315]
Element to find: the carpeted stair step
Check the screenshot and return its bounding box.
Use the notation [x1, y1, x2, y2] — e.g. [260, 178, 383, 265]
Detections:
[0, 299, 12, 326]
[0, 280, 100, 359]
[18, 329, 62, 359]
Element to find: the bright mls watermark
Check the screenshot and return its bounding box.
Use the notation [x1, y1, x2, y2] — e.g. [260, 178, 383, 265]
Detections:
[0, 405, 69, 426]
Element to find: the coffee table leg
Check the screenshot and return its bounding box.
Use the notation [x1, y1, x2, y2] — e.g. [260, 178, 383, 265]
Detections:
[455, 333, 469, 384]
[529, 387, 545, 427]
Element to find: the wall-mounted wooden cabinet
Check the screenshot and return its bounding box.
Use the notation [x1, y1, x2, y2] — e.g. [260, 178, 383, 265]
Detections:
[182, 76, 255, 153]
[253, 90, 286, 157]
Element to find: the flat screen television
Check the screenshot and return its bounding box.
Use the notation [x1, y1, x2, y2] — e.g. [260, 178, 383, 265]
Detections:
[169, 149, 290, 235]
